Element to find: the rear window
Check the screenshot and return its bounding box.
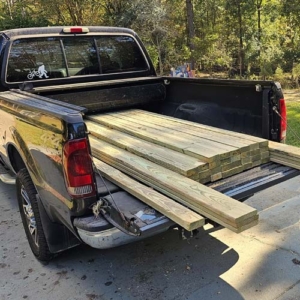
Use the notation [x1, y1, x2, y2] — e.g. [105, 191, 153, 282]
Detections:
[6, 35, 149, 83]
[96, 36, 149, 73]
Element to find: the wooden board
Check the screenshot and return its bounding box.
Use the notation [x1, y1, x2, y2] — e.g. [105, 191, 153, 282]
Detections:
[108, 112, 246, 154]
[93, 158, 205, 231]
[115, 110, 258, 152]
[89, 137, 258, 231]
[87, 114, 239, 162]
[269, 141, 300, 169]
[127, 109, 268, 147]
[269, 141, 300, 158]
[270, 153, 299, 164]
[86, 121, 208, 176]
[99, 155, 259, 233]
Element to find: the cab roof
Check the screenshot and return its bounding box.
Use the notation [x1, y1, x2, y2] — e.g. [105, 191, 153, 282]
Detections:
[0, 26, 136, 39]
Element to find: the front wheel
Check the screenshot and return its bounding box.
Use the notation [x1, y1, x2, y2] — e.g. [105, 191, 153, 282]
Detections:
[27, 73, 34, 80]
[16, 169, 53, 261]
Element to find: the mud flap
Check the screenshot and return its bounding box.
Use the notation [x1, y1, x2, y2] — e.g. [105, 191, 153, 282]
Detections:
[36, 195, 81, 253]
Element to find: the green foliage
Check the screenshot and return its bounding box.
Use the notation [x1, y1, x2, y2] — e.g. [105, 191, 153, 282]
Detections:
[274, 67, 292, 89]
[1, 0, 300, 80]
[292, 63, 300, 88]
[286, 101, 300, 147]
[260, 62, 273, 78]
[292, 64, 300, 78]
[145, 45, 159, 70]
[275, 66, 284, 78]
[0, 0, 50, 29]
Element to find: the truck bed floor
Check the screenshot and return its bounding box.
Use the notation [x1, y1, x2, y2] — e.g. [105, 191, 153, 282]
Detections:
[208, 162, 300, 200]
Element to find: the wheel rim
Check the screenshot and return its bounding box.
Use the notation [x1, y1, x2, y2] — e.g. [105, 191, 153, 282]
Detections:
[21, 186, 39, 247]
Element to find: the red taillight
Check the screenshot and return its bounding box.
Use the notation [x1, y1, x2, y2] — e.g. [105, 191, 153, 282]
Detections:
[63, 138, 95, 198]
[279, 98, 287, 141]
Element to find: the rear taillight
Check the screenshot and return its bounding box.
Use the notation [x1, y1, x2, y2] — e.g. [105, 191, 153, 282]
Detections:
[63, 138, 95, 198]
[279, 98, 287, 141]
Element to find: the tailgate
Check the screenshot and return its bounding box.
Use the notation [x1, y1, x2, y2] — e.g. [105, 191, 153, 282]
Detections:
[74, 173, 175, 239]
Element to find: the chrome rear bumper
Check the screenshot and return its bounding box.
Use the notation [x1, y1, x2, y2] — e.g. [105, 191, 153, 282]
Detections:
[77, 225, 169, 249]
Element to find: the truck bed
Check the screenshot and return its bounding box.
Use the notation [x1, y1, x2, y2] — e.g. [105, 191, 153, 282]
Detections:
[35, 76, 281, 142]
[1, 82, 289, 219]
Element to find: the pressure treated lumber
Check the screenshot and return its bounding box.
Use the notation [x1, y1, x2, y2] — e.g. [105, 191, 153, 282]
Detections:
[115, 110, 258, 152]
[269, 141, 300, 169]
[126, 109, 268, 147]
[90, 137, 258, 232]
[270, 153, 299, 164]
[269, 141, 300, 158]
[98, 153, 259, 232]
[87, 114, 239, 162]
[86, 121, 208, 176]
[87, 109, 270, 184]
[108, 112, 247, 154]
[93, 158, 205, 231]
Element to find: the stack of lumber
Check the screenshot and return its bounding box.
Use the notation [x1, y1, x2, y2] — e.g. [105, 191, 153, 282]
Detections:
[86, 110, 265, 233]
[90, 137, 258, 233]
[86, 109, 270, 184]
[269, 141, 300, 170]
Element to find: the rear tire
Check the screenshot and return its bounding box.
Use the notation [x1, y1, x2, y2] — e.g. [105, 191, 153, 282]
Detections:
[16, 169, 53, 261]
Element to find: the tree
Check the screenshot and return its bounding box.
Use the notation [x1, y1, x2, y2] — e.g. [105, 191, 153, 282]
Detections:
[281, 0, 300, 72]
[186, 0, 195, 69]
[0, 0, 50, 29]
[100, 1, 135, 27]
[254, 0, 263, 62]
[0, 0, 299, 81]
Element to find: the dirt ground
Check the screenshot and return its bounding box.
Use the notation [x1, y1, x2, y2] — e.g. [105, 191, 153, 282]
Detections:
[283, 89, 300, 101]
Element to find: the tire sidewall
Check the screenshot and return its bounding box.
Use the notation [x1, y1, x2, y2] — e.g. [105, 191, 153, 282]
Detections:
[16, 169, 52, 260]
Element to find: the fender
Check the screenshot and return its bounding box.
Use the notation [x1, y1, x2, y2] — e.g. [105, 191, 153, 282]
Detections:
[8, 127, 44, 185]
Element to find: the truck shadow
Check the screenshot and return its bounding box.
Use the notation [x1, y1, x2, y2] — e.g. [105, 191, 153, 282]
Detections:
[46, 227, 244, 300]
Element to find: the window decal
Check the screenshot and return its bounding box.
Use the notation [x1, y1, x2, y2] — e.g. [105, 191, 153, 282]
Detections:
[27, 64, 49, 80]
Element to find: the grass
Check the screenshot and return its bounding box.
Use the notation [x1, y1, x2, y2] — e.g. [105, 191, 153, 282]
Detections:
[286, 101, 300, 147]
[284, 89, 300, 147]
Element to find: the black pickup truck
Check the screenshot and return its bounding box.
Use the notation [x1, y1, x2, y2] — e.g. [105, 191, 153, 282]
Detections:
[0, 26, 298, 261]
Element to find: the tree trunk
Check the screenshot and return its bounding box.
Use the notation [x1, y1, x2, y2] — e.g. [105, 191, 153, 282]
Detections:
[237, 1, 244, 78]
[256, 0, 263, 63]
[157, 36, 164, 75]
[186, 0, 195, 69]
[6, 0, 13, 20]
